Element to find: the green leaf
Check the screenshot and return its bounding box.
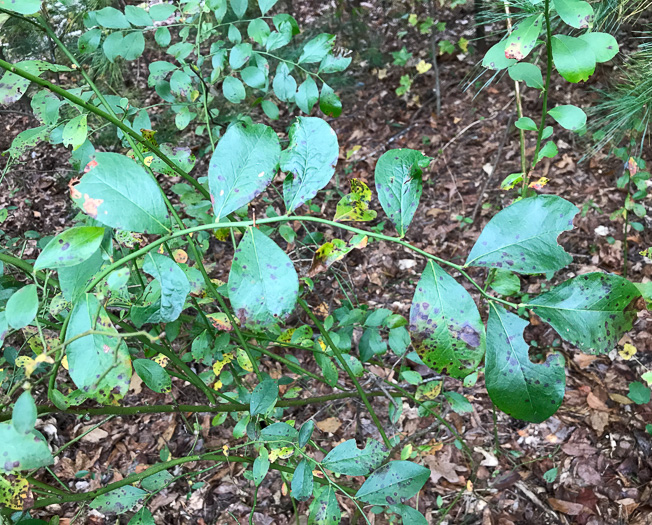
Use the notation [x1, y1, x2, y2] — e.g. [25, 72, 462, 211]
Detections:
[273, 62, 297, 102]
[102, 31, 124, 62]
[322, 439, 389, 476]
[261, 100, 279, 119]
[296, 76, 319, 114]
[12, 391, 37, 435]
[298, 420, 314, 448]
[95, 7, 131, 29]
[548, 104, 586, 131]
[0, 60, 70, 105]
[299, 34, 335, 64]
[141, 470, 173, 492]
[282, 117, 339, 212]
[0, 0, 41, 15]
[359, 328, 387, 361]
[128, 507, 155, 525]
[554, 0, 593, 29]
[389, 504, 428, 525]
[578, 32, 618, 62]
[527, 272, 641, 354]
[208, 123, 280, 220]
[78, 29, 102, 55]
[150, 3, 176, 21]
[258, 0, 278, 14]
[355, 461, 430, 505]
[504, 15, 543, 60]
[253, 447, 270, 486]
[319, 54, 352, 74]
[536, 141, 558, 163]
[67, 294, 132, 403]
[241, 66, 266, 88]
[627, 381, 650, 405]
[125, 5, 153, 27]
[231, 0, 248, 18]
[228, 228, 299, 329]
[319, 83, 341, 118]
[260, 422, 299, 444]
[291, 459, 314, 501]
[155, 26, 171, 47]
[250, 378, 279, 415]
[34, 226, 104, 270]
[62, 114, 88, 150]
[222, 76, 246, 103]
[71, 152, 170, 234]
[6, 285, 38, 330]
[485, 304, 565, 423]
[465, 195, 578, 275]
[410, 261, 485, 378]
[508, 62, 544, 89]
[247, 18, 270, 45]
[229, 43, 252, 69]
[482, 41, 517, 70]
[0, 313, 7, 348]
[31, 91, 61, 125]
[552, 35, 596, 83]
[375, 148, 430, 236]
[334, 179, 376, 222]
[515, 117, 538, 131]
[59, 248, 105, 302]
[134, 359, 172, 393]
[0, 423, 53, 473]
[489, 269, 520, 296]
[149, 144, 196, 176]
[444, 391, 473, 413]
[543, 467, 558, 483]
[309, 486, 340, 524]
[90, 486, 147, 515]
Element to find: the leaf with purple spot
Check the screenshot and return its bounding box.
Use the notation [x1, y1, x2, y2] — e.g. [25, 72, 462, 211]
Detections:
[282, 117, 339, 213]
[554, 0, 594, 29]
[410, 261, 485, 379]
[34, 226, 105, 271]
[90, 486, 147, 515]
[374, 148, 431, 237]
[465, 195, 578, 275]
[504, 14, 543, 61]
[485, 304, 566, 423]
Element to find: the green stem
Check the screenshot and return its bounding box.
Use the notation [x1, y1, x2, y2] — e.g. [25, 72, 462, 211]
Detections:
[527, 0, 554, 192]
[0, 390, 404, 423]
[298, 298, 392, 449]
[0, 56, 209, 199]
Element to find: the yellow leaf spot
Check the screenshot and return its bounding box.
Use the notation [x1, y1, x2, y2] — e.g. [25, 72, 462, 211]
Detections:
[236, 349, 253, 372]
[213, 352, 234, 376]
[213, 380, 223, 390]
[153, 354, 169, 368]
[269, 447, 294, 462]
[0, 474, 29, 510]
[416, 60, 432, 74]
[222, 444, 229, 455]
[144, 156, 154, 167]
[376, 68, 388, 80]
[528, 177, 549, 191]
[173, 249, 188, 264]
[619, 343, 637, 360]
[408, 13, 418, 25]
[61, 354, 69, 370]
[206, 313, 233, 331]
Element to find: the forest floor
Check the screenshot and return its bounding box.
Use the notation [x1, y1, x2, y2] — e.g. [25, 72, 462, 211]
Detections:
[2, 1, 652, 524]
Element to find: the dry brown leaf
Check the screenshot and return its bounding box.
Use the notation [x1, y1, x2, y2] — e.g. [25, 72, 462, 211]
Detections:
[315, 417, 342, 434]
[423, 447, 465, 484]
[80, 427, 108, 443]
[588, 410, 609, 436]
[548, 498, 587, 515]
[609, 393, 633, 405]
[574, 353, 599, 369]
[587, 392, 608, 411]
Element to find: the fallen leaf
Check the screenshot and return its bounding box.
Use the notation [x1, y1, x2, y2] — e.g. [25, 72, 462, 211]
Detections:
[548, 498, 586, 515]
[315, 417, 342, 434]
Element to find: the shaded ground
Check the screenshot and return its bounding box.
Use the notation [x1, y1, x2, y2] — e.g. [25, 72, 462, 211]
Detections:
[2, 1, 652, 524]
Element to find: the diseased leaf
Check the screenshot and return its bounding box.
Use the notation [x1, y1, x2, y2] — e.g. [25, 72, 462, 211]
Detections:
[355, 461, 430, 505]
[35, 226, 104, 271]
[333, 179, 377, 222]
[282, 117, 339, 212]
[250, 378, 279, 416]
[134, 359, 171, 393]
[70, 153, 170, 234]
[504, 15, 543, 60]
[308, 486, 340, 525]
[389, 504, 428, 525]
[208, 123, 280, 220]
[228, 228, 299, 329]
[482, 41, 517, 70]
[128, 507, 155, 525]
[485, 304, 566, 423]
[374, 148, 431, 236]
[308, 234, 368, 277]
[260, 422, 299, 444]
[465, 195, 578, 274]
[410, 261, 485, 378]
[67, 294, 132, 403]
[578, 32, 618, 62]
[291, 459, 313, 501]
[554, 0, 594, 29]
[90, 486, 147, 515]
[319, 83, 341, 118]
[527, 272, 641, 354]
[0, 424, 53, 473]
[322, 439, 389, 476]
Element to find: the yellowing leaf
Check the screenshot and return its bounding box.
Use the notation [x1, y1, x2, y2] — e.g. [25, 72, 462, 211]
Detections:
[346, 145, 361, 160]
[333, 179, 377, 222]
[236, 348, 253, 372]
[641, 371, 652, 386]
[144, 156, 154, 167]
[619, 343, 637, 360]
[278, 328, 296, 343]
[173, 249, 188, 264]
[15, 354, 54, 378]
[376, 68, 388, 80]
[61, 354, 69, 370]
[153, 354, 169, 368]
[458, 37, 469, 53]
[408, 13, 418, 26]
[416, 60, 432, 74]
[315, 417, 341, 433]
[627, 157, 638, 176]
[308, 234, 368, 277]
[529, 177, 549, 190]
[206, 313, 233, 331]
[0, 475, 29, 510]
[213, 352, 234, 376]
[416, 380, 442, 400]
[269, 446, 294, 462]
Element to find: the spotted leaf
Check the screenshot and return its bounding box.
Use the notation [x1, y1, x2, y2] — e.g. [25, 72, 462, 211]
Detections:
[0, 423, 53, 474]
[67, 294, 132, 403]
[527, 273, 641, 354]
[465, 195, 578, 275]
[308, 234, 368, 277]
[34, 226, 104, 271]
[208, 123, 280, 220]
[355, 461, 430, 505]
[282, 117, 339, 213]
[504, 14, 543, 60]
[228, 228, 299, 329]
[375, 148, 431, 237]
[554, 0, 594, 29]
[70, 152, 170, 234]
[322, 439, 389, 476]
[333, 179, 377, 222]
[90, 486, 147, 515]
[410, 261, 485, 378]
[309, 486, 340, 525]
[485, 304, 566, 423]
[134, 359, 171, 393]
